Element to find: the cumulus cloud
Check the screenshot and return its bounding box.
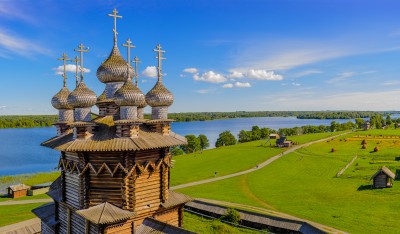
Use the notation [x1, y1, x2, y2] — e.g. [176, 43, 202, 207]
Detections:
[142, 66, 157, 78]
[234, 82, 251, 88]
[246, 69, 283, 80]
[193, 71, 227, 83]
[222, 83, 233, 88]
[53, 64, 90, 75]
[183, 68, 198, 73]
[228, 71, 244, 78]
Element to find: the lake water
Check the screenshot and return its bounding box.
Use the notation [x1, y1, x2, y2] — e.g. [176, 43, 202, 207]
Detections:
[0, 117, 353, 176]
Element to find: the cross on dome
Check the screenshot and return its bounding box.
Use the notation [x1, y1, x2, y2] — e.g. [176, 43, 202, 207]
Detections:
[122, 38, 136, 79]
[108, 8, 122, 44]
[154, 44, 166, 82]
[57, 53, 71, 87]
[71, 56, 80, 87]
[133, 56, 141, 87]
[74, 43, 89, 82]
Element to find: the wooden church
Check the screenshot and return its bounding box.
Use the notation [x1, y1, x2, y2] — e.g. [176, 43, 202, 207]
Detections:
[33, 9, 194, 234]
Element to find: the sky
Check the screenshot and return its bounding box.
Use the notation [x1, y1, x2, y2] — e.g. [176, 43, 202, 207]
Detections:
[2, 0, 400, 115]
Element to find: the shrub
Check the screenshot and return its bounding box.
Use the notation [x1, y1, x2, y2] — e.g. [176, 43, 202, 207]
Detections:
[221, 208, 241, 224]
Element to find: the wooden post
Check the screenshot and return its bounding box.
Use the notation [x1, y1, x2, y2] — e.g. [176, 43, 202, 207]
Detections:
[85, 219, 90, 234]
[67, 207, 71, 234]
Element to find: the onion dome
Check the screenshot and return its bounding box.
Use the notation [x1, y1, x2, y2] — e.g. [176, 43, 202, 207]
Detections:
[114, 81, 145, 106]
[145, 81, 174, 107]
[96, 45, 134, 83]
[67, 82, 97, 108]
[97, 90, 107, 102]
[51, 87, 72, 109]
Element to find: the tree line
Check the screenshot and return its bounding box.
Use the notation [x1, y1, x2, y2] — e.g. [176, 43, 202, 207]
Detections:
[0, 115, 57, 128]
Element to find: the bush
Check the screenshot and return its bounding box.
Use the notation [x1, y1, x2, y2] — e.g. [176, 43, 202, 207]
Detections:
[221, 208, 241, 224]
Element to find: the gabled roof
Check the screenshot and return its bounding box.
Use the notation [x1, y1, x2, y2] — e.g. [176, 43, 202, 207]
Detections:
[41, 116, 187, 152]
[371, 166, 396, 180]
[8, 184, 30, 192]
[136, 218, 195, 234]
[32, 202, 58, 227]
[76, 202, 135, 225]
[161, 191, 193, 209]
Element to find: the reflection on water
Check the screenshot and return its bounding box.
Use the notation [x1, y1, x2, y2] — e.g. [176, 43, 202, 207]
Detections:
[0, 117, 353, 176]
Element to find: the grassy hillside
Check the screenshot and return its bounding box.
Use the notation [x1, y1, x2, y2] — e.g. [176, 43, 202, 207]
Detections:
[171, 131, 344, 186]
[177, 130, 400, 233]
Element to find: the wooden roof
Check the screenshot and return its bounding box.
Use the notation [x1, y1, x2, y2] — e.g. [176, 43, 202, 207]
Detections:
[76, 202, 135, 225]
[185, 201, 326, 233]
[136, 218, 195, 234]
[161, 191, 193, 209]
[371, 166, 396, 180]
[41, 116, 186, 152]
[32, 202, 58, 227]
[8, 184, 30, 192]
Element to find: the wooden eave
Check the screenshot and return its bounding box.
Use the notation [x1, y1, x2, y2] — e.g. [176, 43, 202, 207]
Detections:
[76, 202, 135, 225]
[371, 166, 396, 180]
[161, 191, 193, 209]
[136, 218, 195, 234]
[32, 202, 58, 227]
[41, 116, 187, 152]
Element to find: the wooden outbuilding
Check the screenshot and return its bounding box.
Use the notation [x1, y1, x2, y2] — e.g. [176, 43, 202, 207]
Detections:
[7, 184, 31, 198]
[269, 133, 280, 139]
[371, 166, 396, 188]
[276, 137, 292, 148]
[364, 121, 371, 130]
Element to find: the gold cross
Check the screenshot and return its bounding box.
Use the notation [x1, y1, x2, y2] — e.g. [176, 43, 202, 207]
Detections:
[154, 44, 166, 82]
[133, 56, 141, 87]
[74, 43, 89, 82]
[122, 38, 135, 79]
[71, 56, 80, 87]
[108, 8, 122, 44]
[57, 53, 71, 87]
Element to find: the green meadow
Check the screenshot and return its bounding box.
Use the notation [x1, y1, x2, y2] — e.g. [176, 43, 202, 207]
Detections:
[171, 131, 344, 186]
[0, 203, 47, 226]
[176, 130, 400, 234]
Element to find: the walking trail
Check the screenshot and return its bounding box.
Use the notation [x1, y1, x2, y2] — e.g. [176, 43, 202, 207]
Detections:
[171, 132, 349, 190]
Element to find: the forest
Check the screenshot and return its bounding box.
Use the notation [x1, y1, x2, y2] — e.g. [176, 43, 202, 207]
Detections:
[0, 111, 399, 128]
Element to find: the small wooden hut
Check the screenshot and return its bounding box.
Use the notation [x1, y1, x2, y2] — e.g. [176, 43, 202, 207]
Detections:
[269, 133, 280, 139]
[276, 137, 292, 148]
[371, 166, 396, 188]
[364, 121, 371, 130]
[7, 184, 31, 198]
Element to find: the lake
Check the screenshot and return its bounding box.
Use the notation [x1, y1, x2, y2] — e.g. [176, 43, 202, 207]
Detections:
[0, 117, 353, 176]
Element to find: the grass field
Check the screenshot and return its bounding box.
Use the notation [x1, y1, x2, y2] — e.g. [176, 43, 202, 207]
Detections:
[0, 203, 46, 226]
[171, 131, 345, 186]
[177, 130, 400, 234]
[184, 212, 260, 233]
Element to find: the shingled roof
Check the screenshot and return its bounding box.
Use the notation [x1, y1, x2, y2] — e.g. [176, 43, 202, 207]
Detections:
[41, 116, 186, 152]
[371, 166, 396, 180]
[32, 203, 58, 227]
[136, 218, 195, 234]
[161, 191, 193, 209]
[76, 202, 135, 225]
[8, 184, 30, 192]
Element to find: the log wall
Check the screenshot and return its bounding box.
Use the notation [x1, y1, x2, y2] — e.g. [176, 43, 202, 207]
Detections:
[134, 169, 162, 216]
[41, 221, 55, 234]
[374, 173, 387, 188]
[154, 207, 180, 227]
[105, 220, 133, 234]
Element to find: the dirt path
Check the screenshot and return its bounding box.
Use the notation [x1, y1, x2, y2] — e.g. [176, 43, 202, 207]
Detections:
[197, 198, 348, 234]
[0, 218, 40, 234]
[0, 198, 52, 206]
[171, 132, 349, 190]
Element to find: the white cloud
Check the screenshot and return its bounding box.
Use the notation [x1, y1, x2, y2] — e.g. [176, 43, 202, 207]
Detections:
[193, 71, 227, 83]
[228, 71, 244, 78]
[142, 66, 157, 78]
[0, 30, 49, 57]
[234, 82, 251, 88]
[180, 74, 186, 77]
[53, 64, 90, 75]
[327, 72, 355, 84]
[293, 70, 322, 78]
[292, 82, 301, 86]
[195, 89, 211, 94]
[246, 69, 283, 80]
[222, 83, 233, 88]
[183, 68, 198, 73]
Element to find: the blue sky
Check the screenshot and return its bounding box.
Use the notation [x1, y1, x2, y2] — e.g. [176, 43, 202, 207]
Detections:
[1, 0, 400, 115]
